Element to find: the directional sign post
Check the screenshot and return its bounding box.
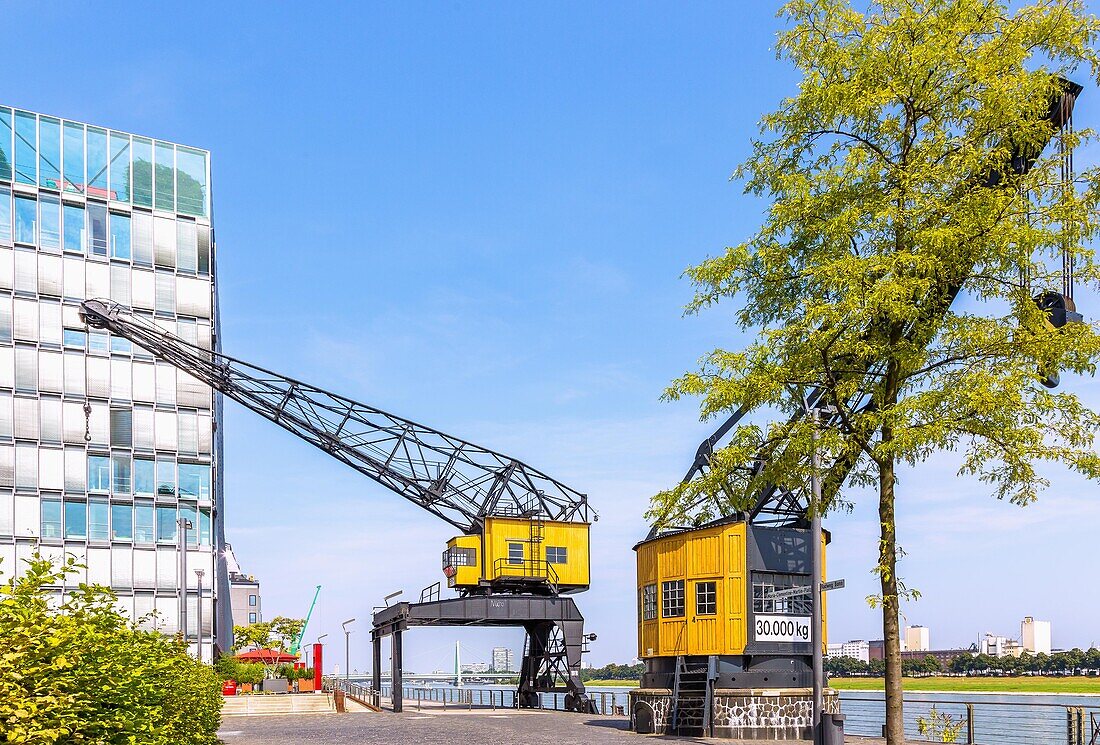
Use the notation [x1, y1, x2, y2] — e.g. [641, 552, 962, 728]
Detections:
[822, 579, 845, 593]
[767, 585, 812, 601]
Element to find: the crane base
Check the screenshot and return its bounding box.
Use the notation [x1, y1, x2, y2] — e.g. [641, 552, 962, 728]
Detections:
[372, 595, 597, 714]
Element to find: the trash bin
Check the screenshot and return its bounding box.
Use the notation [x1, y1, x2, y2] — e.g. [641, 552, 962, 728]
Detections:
[222, 680, 238, 696]
[821, 713, 845, 745]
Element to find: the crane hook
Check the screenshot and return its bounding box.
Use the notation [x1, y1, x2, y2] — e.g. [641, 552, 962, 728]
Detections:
[83, 402, 92, 443]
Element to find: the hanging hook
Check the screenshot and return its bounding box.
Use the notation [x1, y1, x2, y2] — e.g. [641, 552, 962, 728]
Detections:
[83, 402, 92, 443]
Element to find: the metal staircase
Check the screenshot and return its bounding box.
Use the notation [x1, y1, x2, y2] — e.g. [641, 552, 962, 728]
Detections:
[670, 656, 715, 736]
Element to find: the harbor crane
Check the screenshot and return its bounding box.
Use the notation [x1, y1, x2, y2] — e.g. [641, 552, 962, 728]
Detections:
[632, 78, 1084, 738]
[79, 299, 598, 713]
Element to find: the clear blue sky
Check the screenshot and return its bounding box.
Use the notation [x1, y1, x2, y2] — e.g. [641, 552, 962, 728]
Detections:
[7, 1, 1100, 672]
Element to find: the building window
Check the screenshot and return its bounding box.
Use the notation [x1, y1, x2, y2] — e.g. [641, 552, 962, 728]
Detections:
[0, 186, 11, 245]
[155, 505, 176, 543]
[178, 463, 211, 499]
[696, 581, 717, 616]
[546, 546, 567, 564]
[89, 500, 109, 542]
[39, 194, 60, 251]
[110, 212, 131, 260]
[154, 141, 174, 211]
[176, 146, 207, 217]
[662, 580, 685, 619]
[249, 594, 257, 607]
[63, 329, 86, 349]
[156, 458, 175, 495]
[111, 503, 133, 541]
[248, 612, 257, 624]
[642, 584, 657, 621]
[63, 204, 85, 254]
[89, 331, 109, 354]
[112, 455, 131, 494]
[64, 500, 87, 539]
[14, 111, 36, 185]
[199, 507, 211, 546]
[87, 127, 108, 196]
[41, 499, 62, 539]
[87, 202, 107, 257]
[109, 131, 130, 202]
[14, 196, 35, 245]
[110, 336, 132, 354]
[507, 542, 523, 565]
[63, 121, 84, 193]
[134, 501, 154, 543]
[132, 137, 153, 208]
[39, 116, 61, 190]
[88, 455, 111, 492]
[134, 458, 155, 495]
[0, 108, 12, 182]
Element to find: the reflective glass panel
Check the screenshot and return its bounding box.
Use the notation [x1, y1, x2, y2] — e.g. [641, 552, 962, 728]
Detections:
[110, 212, 131, 259]
[181, 502, 198, 546]
[14, 196, 35, 245]
[0, 107, 11, 182]
[42, 499, 62, 539]
[156, 458, 175, 495]
[176, 147, 207, 217]
[134, 458, 154, 494]
[63, 204, 85, 253]
[134, 501, 154, 543]
[89, 500, 109, 541]
[132, 137, 152, 207]
[111, 503, 133, 540]
[199, 507, 211, 546]
[178, 463, 210, 499]
[63, 121, 85, 193]
[154, 142, 174, 212]
[64, 500, 87, 539]
[0, 186, 10, 245]
[112, 453, 131, 493]
[87, 127, 108, 196]
[87, 202, 107, 256]
[88, 454, 110, 491]
[109, 131, 130, 202]
[38, 116, 61, 190]
[14, 111, 35, 185]
[39, 194, 60, 251]
[63, 329, 86, 348]
[155, 505, 176, 542]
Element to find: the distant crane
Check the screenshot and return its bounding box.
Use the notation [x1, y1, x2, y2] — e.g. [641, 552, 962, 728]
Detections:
[289, 585, 322, 657]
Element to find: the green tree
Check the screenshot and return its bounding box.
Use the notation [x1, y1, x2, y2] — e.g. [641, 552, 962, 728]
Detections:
[269, 616, 307, 652]
[0, 554, 222, 743]
[650, 1, 1100, 741]
[232, 620, 273, 652]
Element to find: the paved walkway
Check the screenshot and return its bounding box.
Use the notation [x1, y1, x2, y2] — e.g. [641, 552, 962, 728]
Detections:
[218, 709, 901, 744]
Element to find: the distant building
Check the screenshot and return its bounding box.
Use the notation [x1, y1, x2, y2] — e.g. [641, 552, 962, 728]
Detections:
[492, 646, 515, 672]
[226, 544, 261, 628]
[827, 640, 870, 663]
[869, 639, 974, 665]
[1022, 617, 1052, 655]
[460, 662, 490, 674]
[979, 633, 1023, 658]
[905, 625, 930, 652]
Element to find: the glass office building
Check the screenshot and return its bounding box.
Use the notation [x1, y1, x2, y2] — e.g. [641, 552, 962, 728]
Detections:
[0, 106, 226, 661]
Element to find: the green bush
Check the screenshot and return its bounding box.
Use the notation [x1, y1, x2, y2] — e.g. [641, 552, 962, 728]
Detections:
[0, 554, 222, 744]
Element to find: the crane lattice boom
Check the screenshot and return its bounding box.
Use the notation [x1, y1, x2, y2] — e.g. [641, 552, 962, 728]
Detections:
[79, 300, 593, 534]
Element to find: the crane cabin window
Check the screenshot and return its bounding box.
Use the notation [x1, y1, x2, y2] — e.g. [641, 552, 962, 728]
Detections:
[642, 584, 657, 621]
[444, 547, 476, 567]
[507, 542, 524, 565]
[662, 580, 685, 618]
[546, 546, 567, 564]
[696, 581, 717, 615]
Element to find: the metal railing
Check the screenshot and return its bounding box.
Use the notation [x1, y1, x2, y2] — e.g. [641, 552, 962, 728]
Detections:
[376, 684, 628, 716]
[492, 558, 559, 586]
[840, 693, 1100, 745]
[324, 677, 381, 710]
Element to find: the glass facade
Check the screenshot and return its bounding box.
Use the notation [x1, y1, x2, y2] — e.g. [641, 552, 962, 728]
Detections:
[0, 104, 218, 662]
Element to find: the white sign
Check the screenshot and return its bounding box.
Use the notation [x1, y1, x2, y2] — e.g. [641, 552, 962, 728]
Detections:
[767, 585, 811, 601]
[822, 579, 846, 592]
[754, 614, 812, 643]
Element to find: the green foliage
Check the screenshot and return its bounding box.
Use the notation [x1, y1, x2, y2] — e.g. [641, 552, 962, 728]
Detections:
[579, 662, 646, 682]
[652, 0, 1100, 529]
[917, 705, 965, 742]
[231, 615, 305, 654]
[214, 655, 265, 685]
[0, 554, 222, 744]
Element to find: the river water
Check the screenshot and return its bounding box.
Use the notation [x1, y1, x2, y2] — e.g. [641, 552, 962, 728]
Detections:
[375, 681, 1100, 744]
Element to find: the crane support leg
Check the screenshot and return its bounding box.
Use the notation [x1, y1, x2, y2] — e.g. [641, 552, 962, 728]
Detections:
[518, 619, 594, 713]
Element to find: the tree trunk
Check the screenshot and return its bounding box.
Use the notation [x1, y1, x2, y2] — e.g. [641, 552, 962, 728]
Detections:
[879, 451, 905, 744]
[880, 355, 904, 744]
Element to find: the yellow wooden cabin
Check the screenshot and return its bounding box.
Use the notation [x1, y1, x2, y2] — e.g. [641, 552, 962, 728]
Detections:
[635, 520, 827, 661]
[442, 517, 590, 595]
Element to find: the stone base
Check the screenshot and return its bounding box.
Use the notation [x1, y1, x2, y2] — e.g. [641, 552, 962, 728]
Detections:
[629, 687, 840, 740]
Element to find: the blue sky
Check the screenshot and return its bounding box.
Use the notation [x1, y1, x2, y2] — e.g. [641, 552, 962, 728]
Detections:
[7, 1, 1100, 673]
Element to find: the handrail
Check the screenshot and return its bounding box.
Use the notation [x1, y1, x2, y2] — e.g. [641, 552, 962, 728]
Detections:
[492, 557, 559, 585]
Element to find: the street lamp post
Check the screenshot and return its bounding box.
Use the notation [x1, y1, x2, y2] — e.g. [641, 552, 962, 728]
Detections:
[194, 568, 206, 662]
[810, 408, 824, 744]
[342, 619, 356, 682]
[177, 518, 193, 646]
